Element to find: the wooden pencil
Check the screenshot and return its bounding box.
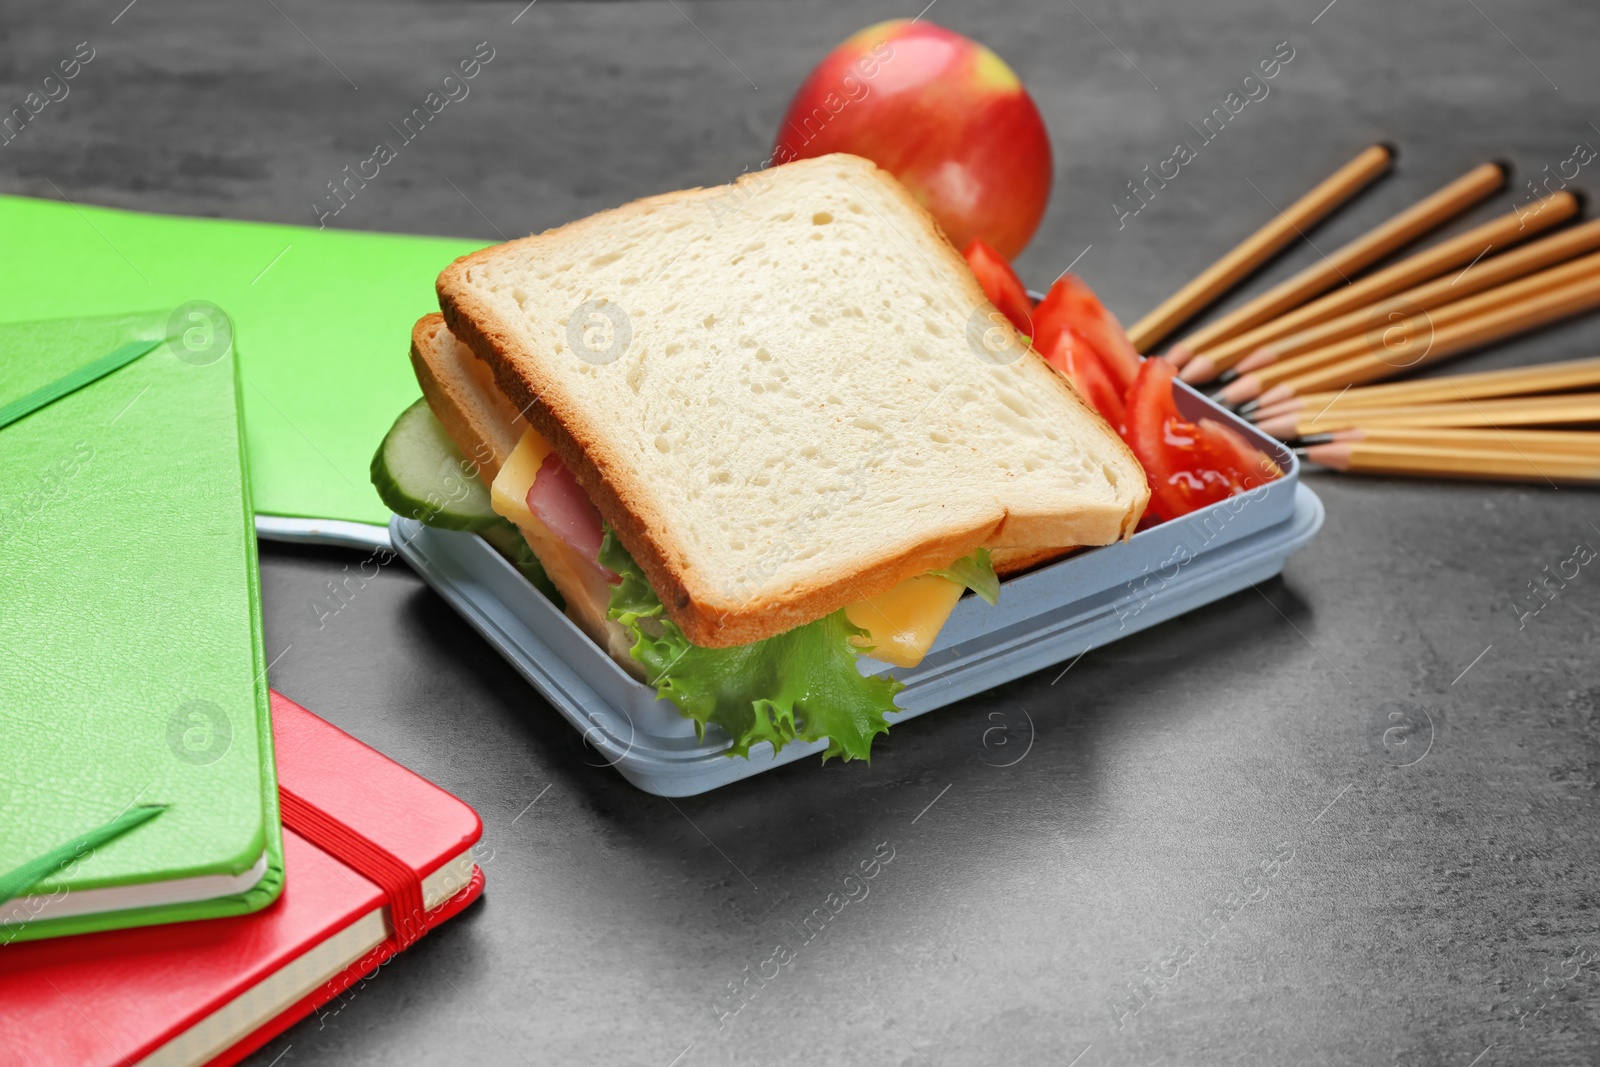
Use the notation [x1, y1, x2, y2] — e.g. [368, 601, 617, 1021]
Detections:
[1216, 217, 1600, 390]
[1126, 144, 1394, 354]
[1258, 392, 1600, 438]
[1225, 252, 1600, 406]
[1305, 426, 1600, 455]
[1171, 161, 1509, 355]
[1179, 190, 1581, 382]
[1264, 271, 1600, 399]
[1252, 356, 1600, 421]
[1301, 440, 1600, 484]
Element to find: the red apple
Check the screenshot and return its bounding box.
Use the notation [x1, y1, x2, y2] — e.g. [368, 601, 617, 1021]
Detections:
[773, 19, 1053, 259]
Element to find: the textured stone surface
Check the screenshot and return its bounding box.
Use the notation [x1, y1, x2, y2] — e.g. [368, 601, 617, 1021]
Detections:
[6, 0, 1599, 1063]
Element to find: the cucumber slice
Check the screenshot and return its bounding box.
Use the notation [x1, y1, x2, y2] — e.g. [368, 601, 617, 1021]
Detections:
[371, 399, 499, 530]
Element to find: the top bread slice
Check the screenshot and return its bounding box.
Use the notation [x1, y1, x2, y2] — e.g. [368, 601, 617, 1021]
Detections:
[438, 153, 1148, 648]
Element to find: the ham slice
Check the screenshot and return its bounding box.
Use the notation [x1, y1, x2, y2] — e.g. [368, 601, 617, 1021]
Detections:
[526, 452, 618, 583]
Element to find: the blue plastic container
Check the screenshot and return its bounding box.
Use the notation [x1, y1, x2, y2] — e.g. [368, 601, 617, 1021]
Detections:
[390, 382, 1323, 795]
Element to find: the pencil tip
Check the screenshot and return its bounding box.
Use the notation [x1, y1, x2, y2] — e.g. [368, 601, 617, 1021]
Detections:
[1217, 369, 1240, 386]
[1294, 433, 1335, 446]
[1256, 383, 1296, 410]
[1178, 355, 1215, 384]
[1257, 415, 1298, 440]
[1238, 399, 1260, 417]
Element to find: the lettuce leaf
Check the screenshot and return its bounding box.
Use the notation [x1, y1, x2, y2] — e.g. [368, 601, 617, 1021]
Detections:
[599, 530, 904, 762]
[930, 548, 1000, 606]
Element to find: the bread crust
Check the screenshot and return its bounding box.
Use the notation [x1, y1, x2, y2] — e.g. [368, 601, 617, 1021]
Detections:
[437, 154, 1148, 647]
[409, 314, 525, 483]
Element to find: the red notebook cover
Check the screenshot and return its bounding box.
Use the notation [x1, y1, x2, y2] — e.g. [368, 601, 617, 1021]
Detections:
[0, 690, 484, 1067]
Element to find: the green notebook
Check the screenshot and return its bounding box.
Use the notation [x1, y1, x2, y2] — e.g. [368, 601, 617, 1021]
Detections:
[0, 194, 485, 527]
[0, 309, 283, 942]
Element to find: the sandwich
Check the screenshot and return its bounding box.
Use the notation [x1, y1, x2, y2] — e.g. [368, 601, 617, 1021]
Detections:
[375, 153, 1148, 761]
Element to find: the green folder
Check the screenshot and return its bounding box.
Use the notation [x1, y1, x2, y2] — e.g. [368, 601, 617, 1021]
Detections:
[0, 309, 283, 941]
[0, 194, 485, 528]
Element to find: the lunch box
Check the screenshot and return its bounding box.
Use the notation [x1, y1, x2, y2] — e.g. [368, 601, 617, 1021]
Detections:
[257, 515, 393, 550]
[390, 382, 1324, 796]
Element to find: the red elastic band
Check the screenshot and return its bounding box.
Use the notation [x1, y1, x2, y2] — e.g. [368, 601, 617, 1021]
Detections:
[278, 786, 427, 951]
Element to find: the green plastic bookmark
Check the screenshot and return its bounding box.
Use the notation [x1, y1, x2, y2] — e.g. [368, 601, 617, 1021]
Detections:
[0, 339, 161, 431]
[0, 805, 167, 908]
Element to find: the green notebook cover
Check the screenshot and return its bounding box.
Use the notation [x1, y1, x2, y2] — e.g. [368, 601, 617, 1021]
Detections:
[0, 194, 485, 526]
[0, 309, 283, 942]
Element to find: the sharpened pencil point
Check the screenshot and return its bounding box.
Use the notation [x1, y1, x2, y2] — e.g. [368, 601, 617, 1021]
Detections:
[1257, 414, 1301, 440]
[1302, 441, 1353, 470]
[1255, 383, 1297, 410]
[1220, 374, 1266, 409]
[1294, 432, 1335, 446]
[1238, 399, 1261, 417]
[1235, 347, 1279, 375]
[1216, 369, 1240, 385]
[1178, 355, 1217, 384]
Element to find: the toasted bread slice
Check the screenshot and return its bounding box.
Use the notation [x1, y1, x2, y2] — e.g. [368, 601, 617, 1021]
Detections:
[409, 314, 527, 482]
[438, 153, 1148, 647]
[410, 314, 641, 673]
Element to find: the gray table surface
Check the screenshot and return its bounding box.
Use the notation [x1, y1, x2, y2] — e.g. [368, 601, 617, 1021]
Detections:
[8, 0, 1600, 1063]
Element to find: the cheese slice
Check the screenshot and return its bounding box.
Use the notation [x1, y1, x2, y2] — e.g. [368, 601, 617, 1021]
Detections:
[493, 427, 966, 670]
[844, 574, 965, 668]
[489, 428, 555, 529]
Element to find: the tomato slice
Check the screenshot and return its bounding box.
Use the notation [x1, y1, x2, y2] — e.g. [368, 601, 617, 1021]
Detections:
[962, 239, 1035, 336]
[1123, 359, 1282, 520]
[1032, 274, 1142, 395]
[1196, 417, 1282, 482]
[1041, 328, 1126, 430]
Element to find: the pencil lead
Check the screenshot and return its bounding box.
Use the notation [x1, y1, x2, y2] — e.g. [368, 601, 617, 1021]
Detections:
[1237, 399, 1261, 418]
[1293, 432, 1335, 446]
[1216, 369, 1240, 386]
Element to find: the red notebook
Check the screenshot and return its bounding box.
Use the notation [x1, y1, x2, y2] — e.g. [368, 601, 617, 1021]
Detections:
[0, 690, 485, 1067]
